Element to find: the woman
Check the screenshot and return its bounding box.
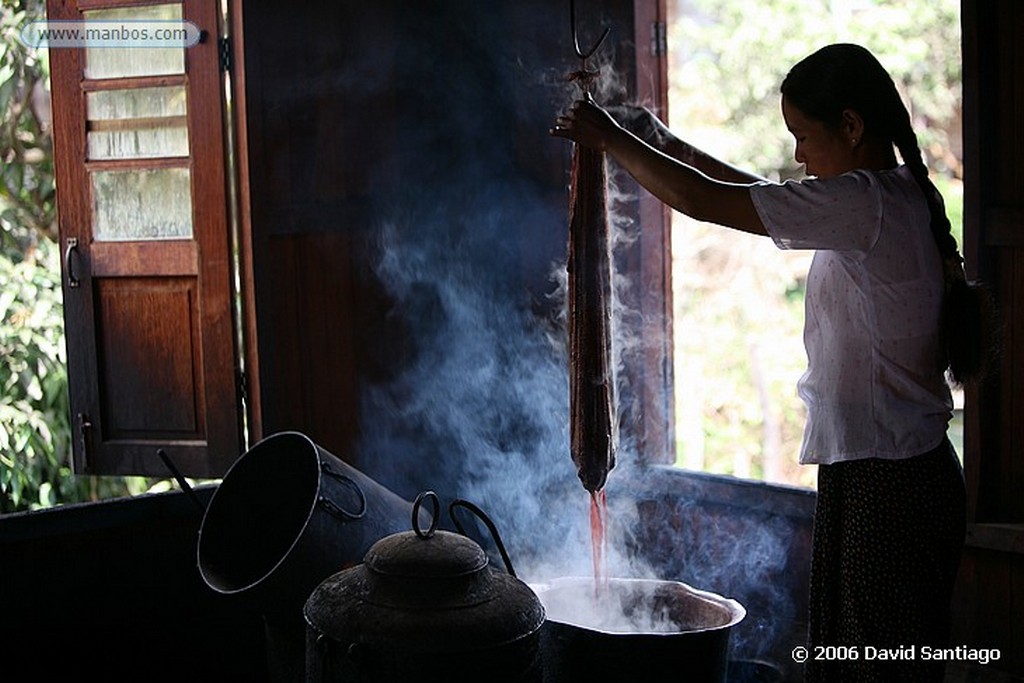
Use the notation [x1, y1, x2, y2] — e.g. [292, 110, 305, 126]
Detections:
[553, 43, 988, 681]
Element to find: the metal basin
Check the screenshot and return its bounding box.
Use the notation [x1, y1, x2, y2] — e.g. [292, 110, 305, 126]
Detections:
[531, 577, 745, 683]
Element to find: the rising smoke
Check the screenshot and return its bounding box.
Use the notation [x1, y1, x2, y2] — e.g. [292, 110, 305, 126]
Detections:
[347, 1, 803, 663]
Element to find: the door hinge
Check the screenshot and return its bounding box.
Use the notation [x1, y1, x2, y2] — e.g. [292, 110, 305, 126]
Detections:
[651, 21, 667, 57]
[77, 412, 93, 467]
[219, 36, 232, 72]
[237, 368, 248, 403]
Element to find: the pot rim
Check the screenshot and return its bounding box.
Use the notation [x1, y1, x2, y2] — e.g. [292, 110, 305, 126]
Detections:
[529, 576, 746, 636]
[197, 431, 321, 594]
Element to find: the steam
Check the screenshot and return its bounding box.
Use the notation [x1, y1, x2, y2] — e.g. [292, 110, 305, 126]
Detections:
[347, 5, 648, 582]
[344, 3, 801, 663]
[357, 197, 642, 580]
[534, 577, 743, 635]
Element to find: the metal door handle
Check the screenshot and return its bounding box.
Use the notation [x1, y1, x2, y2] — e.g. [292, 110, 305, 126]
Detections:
[64, 238, 80, 288]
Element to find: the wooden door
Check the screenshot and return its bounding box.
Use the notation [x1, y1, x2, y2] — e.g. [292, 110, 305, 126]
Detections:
[47, 0, 241, 476]
[232, 0, 672, 468]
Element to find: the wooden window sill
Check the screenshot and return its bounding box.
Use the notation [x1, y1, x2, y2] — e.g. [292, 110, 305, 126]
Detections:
[965, 523, 1024, 554]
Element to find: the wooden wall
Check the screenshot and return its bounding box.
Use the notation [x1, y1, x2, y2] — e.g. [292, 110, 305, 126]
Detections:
[235, 0, 670, 489]
[953, 1, 1024, 679]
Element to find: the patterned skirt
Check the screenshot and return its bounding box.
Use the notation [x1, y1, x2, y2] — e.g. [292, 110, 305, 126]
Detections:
[806, 438, 966, 683]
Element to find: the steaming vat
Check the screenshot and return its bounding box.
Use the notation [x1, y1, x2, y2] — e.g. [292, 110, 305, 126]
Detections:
[532, 577, 745, 683]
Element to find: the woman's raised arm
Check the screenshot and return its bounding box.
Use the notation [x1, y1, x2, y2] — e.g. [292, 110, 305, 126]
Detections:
[552, 97, 768, 237]
[608, 105, 766, 184]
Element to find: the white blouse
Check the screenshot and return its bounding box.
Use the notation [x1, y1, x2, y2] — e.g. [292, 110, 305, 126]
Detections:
[749, 166, 952, 465]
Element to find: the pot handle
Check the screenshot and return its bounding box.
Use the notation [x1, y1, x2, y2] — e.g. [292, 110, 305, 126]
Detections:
[319, 463, 367, 521]
[449, 499, 517, 578]
[412, 490, 441, 538]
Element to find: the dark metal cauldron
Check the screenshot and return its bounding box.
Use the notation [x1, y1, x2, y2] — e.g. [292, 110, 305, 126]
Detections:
[304, 493, 545, 683]
[532, 577, 745, 683]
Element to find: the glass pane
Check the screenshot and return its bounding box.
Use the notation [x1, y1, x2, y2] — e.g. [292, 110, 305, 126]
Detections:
[92, 168, 193, 241]
[83, 4, 185, 79]
[87, 86, 189, 159]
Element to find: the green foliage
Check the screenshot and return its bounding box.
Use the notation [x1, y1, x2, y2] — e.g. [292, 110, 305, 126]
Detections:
[0, 240, 68, 510]
[0, 0, 56, 249]
[669, 0, 962, 179]
[0, 1, 161, 512]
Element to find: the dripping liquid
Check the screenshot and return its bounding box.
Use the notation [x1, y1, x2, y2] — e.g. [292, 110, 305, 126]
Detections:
[589, 489, 608, 597]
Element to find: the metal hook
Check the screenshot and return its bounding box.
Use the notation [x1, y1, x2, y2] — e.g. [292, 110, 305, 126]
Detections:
[571, 0, 610, 61]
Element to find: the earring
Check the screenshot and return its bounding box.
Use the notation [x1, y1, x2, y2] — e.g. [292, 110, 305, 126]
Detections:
[851, 138, 858, 146]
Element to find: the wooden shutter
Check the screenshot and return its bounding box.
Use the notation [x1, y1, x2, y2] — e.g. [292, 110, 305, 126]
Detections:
[48, 0, 241, 477]
[624, 0, 673, 463]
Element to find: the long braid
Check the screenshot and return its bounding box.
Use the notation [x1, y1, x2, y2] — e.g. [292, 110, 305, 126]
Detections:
[889, 104, 959, 261]
[890, 95, 993, 384]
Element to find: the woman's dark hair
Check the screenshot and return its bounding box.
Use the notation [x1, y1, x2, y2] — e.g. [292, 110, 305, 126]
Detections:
[781, 43, 996, 385]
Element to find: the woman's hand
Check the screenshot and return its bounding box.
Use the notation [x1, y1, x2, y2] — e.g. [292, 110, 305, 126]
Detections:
[550, 94, 626, 152]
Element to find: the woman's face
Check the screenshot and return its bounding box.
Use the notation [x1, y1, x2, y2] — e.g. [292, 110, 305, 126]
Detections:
[781, 96, 855, 179]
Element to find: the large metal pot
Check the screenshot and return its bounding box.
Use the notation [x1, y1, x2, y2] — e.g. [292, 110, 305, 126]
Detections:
[197, 432, 422, 622]
[304, 493, 545, 682]
[532, 576, 745, 683]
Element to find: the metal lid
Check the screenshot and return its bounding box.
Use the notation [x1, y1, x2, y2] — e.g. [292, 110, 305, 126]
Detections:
[365, 530, 488, 579]
[303, 494, 545, 653]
